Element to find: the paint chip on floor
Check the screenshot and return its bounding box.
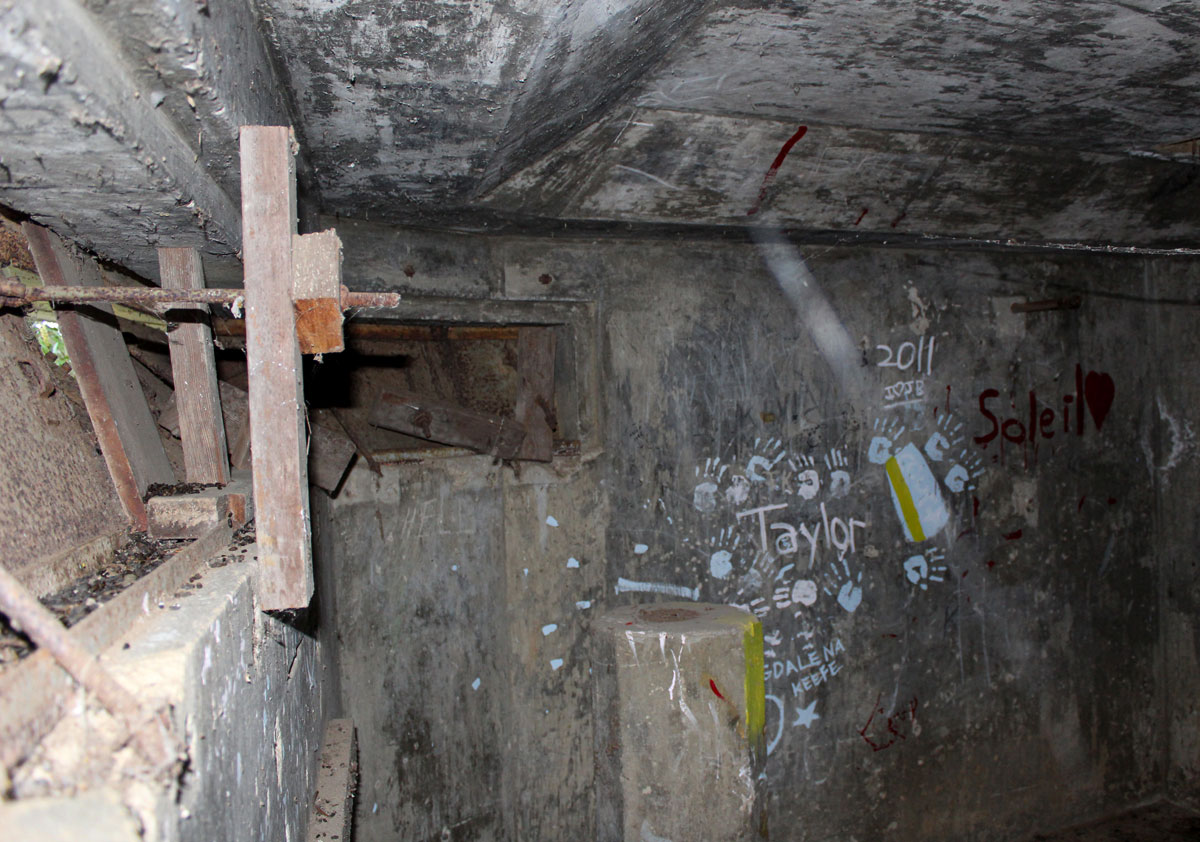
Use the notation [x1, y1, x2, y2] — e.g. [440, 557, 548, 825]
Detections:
[550, 658, 564, 671]
[542, 623, 558, 636]
[567, 557, 580, 568]
[471, 677, 481, 691]
[634, 543, 649, 554]
[575, 600, 591, 610]
[546, 515, 559, 527]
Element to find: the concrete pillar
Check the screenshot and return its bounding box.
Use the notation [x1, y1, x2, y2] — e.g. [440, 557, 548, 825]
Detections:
[593, 602, 767, 842]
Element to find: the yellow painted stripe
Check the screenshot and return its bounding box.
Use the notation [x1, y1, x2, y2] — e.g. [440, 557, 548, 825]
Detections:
[885, 456, 926, 542]
[743, 618, 766, 758]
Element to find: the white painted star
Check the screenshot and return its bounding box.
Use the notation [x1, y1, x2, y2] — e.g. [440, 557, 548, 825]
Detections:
[792, 699, 820, 729]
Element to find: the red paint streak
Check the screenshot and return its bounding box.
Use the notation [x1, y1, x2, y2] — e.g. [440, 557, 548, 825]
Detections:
[973, 496, 980, 518]
[882, 633, 898, 639]
[956, 528, 975, 539]
[962, 570, 969, 578]
[1078, 495, 1087, 512]
[986, 560, 996, 569]
[890, 211, 907, 228]
[853, 207, 869, 226]
[709, 679, 726, 700]
[858, 692, 885, 750]
[860, 693, 920, 752]
[746, 125, 808, 216]
[625, 621, 634, 626]
[1004, 529, 1023, 541]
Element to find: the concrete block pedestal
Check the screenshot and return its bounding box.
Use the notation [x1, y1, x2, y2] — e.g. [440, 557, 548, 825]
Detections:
[593, 602, 767, 842]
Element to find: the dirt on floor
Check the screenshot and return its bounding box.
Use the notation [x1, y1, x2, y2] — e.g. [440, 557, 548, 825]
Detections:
[1, 532, 190, 665]
[1, 519, 258, 671]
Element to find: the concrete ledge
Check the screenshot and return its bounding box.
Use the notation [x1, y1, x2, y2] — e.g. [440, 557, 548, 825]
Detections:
[8, 544, 327, 842]
[593, 602, 767, 842]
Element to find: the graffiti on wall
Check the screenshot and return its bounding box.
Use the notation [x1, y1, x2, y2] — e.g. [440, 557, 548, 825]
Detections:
[573, 295, 1120, 767]
[974, 364, 1115, 455]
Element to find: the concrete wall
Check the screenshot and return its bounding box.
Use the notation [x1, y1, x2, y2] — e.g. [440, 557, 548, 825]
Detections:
[1151, 260, 1200, 811]
[321, 455, 606, 842]
[322, 226, 1199, 841]
[113, 561, 330, 842]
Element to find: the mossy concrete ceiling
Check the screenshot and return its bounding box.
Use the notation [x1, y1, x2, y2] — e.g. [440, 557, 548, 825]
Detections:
[0, 0, 1196, 280]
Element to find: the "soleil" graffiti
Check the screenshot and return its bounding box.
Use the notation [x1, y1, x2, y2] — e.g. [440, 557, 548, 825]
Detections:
[974, 365, 1115, 447]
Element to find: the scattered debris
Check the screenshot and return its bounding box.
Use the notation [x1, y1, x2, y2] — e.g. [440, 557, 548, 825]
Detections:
[0, 521, 256, 667]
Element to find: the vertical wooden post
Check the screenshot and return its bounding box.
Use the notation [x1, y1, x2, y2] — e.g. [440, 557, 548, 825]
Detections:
[158, 247, 230, 485]
[240, 126, 312, 610]
[23, 223, 174, 530]
[514, 327, 557, 462]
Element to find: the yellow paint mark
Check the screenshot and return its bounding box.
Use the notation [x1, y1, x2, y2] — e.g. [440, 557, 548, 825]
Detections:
[743, 618, 766, 756]
[885, 455, 925, 542]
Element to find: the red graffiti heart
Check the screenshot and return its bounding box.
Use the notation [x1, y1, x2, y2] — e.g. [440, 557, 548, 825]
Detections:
[1084, 370, 1115, 431]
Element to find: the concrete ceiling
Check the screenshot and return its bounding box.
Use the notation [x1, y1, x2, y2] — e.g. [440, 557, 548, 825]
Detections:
[0, 0, 1196, 282]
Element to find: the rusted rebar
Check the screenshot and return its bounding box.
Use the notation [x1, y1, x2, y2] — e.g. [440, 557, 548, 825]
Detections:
[0, 564, 179, 770]
[1011, 295, 1083, 314]
[0, 278, 400, 311]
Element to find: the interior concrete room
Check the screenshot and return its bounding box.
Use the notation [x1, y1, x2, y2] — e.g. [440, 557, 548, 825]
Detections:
[0, 1, 1197, 840]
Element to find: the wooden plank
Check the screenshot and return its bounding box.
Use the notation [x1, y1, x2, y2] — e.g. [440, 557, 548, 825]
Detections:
[161, 383, 353, 494]
[240, 125, 312, 611]
[146, 472, 254, 539]
[306, 409, 359, 492]
[161, 383, 353, 493]
[306, 719, 358, 842]
[147, 490, 232, 539]
[369, 389, 527, 459]
[22, 223, 174, 530]
[513, 327, 557, 462]
[292, 231, 344, 354]
[330, 408, 383, 476]
[0, 521, 234, 769]
[158, 247, 230, 485]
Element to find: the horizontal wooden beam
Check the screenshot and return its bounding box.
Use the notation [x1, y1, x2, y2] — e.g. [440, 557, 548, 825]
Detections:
[212, 320, 519, 346]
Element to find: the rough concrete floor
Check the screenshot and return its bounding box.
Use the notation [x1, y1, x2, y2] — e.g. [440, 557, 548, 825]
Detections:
[1026, 802, 1200, 841]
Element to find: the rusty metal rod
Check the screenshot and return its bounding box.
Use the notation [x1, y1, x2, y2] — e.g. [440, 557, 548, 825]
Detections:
[0, 278, 401, 311]
[0, 563, 179, 769]
[1011, 295, 1082, 314]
